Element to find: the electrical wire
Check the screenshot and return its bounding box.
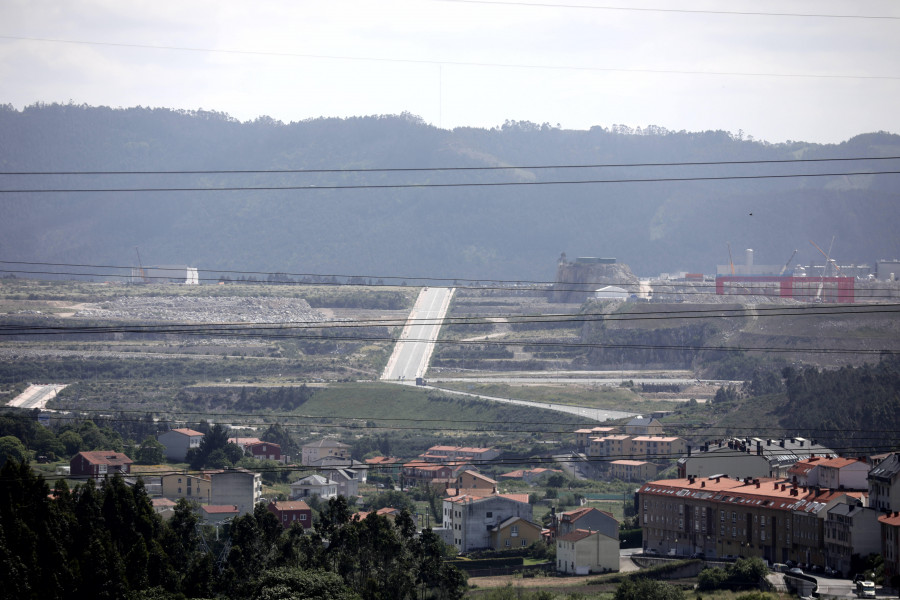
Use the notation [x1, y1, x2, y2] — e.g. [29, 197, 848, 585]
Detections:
[3, 169, 900, 193]
[2, 155, 898, 176]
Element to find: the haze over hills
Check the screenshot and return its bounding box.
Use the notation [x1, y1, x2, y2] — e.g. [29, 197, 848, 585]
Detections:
[2, 103, 899, 281]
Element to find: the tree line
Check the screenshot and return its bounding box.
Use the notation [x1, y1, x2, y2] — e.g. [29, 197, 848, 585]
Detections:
[0, 461, 466, 600]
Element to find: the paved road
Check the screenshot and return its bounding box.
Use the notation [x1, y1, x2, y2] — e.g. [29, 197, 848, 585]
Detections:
[7, 383, 68, 409]
[382, 287, 454, 381]
[422, 384, 638, 422]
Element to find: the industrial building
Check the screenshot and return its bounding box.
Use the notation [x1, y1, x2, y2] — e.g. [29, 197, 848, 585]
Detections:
[131, 265, 199, 284]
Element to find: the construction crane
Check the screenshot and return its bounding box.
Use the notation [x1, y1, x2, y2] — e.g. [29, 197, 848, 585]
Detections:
[778, 249, 798, 276]
[727, 242, 735, 276]
[134, 247, 149, 284]
[809, 238, 843, 275]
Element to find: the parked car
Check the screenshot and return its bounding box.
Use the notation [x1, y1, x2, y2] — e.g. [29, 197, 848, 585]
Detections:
[644, 548, 658, 556]
[788, 568, 804, 576]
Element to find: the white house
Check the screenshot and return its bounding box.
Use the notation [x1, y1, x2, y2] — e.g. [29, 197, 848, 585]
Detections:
[290, 474, 338, 500]
[556, 529, 619, 575]
[442, 493, 533, 553]
[157, 428, 204, 462]
[302, 439, 350, 466]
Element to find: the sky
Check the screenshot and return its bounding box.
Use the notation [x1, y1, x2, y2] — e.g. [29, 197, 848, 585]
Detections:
[1, 0, 899, 144]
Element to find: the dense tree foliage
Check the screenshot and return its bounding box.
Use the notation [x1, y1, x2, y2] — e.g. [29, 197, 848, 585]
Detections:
[0, 462, 467, 600]
[780, 358, 900, 452]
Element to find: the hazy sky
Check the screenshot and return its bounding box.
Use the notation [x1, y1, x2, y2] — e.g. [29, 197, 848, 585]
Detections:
[2, 0, 899, 143]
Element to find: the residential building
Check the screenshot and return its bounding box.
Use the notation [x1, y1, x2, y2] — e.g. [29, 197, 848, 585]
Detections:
[161, 472, 211, 503]
[869, 453, 900, 512]
[201, 504, 239, 524]
[157, 428, 204, 462]
[878, 512, 900, 582]
[624, 416, 663, 436]
[151, 497, 177, 521]
[610, 460, 657, 482]
[588, 435, 632, 460]
[268, 500, 312, 530]
[789, 489, 863, 570]
[442, 494, 533, 553]
[556, 529, 619, 575]
[630, 436, 687, 462]
[401, 460, 455, 490]
[228, 437, 263, 452]
[677, 437, 837, 480]
[639, 476, 814, 562]
[70, 451, 133, 481]
[498, 468, 562, 485]
[290, 474, 338, 500]
[574, 427, 616, 450]
[246, 441, 281, 462]
[787, 457, 821, 487]
[419, 445, 499, 465]
[823, 502, 880, 576]
[209, 468, 262, 515]
[455, 470, 498, 494]
[490, 516, 543, 551]
[322, 468, 359, 498]
[301, 439, 350, 466]
[815, 457, 869, 491]
[556, 507, 618, 540]
[365, 456, 402, 480]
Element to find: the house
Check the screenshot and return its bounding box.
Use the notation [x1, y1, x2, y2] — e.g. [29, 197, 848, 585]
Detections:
[246, 441, 282, 462]
[365, 456, 402, 479]
[789, 489, 864, 570]
[322, 468, 359, 498]
[209, 468, 262, 515]
[268, 500, 312, 530]
[869, 453, 900, 512]
[355, 507, 403, 522]
[228, 436, 263, 451]
[151, 497, 177, 520]
[70, 451, 133, 481]
[157, 428, 204, 462]
[677, 437, 837, 480]
[624, 416, 663, 436]
[290, 474, 338, 500]
[200, 504, 239, 524]
[312, 456, 368, 481]
[442, 494, 533, 553]
[556, 528, 619, 574]
[301, 439, 350, 466]
[787, 457, 822, 487]
[454, 470, 498, 494]
[489, 516, 543, 551]
[609, 460, 657, 482]
[556, 507, 618, 540]
[161, 472, 211, 503]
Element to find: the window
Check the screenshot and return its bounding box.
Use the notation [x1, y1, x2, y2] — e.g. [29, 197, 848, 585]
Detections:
[177, 487, 182, 494]
[511, 525, 519, 536]
[300, 514, 307, 520]
[505, 540, 511, 547]
[521, 540, 527, 547]
[486, 512, 493, 518]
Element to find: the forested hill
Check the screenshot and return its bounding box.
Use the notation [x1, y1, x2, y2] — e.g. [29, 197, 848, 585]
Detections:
[2, 103, 899, 280]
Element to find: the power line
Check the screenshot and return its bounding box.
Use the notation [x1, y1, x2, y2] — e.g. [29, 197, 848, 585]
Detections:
[4, 169, 900, 193]
[436, 0, 900, 21]
[2, 155, 898, 176]
[3, 34, 899, 81]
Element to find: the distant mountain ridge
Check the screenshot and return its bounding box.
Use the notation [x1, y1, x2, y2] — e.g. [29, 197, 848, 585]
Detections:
[1, 103, 898, 281]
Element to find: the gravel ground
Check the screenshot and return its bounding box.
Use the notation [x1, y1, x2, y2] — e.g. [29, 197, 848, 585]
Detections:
[74, 295, 326, 323]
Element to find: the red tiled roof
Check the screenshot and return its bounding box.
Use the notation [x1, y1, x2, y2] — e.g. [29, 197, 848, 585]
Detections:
[879, 512, 900, 526]
[170, 428, 204, 436]
[74, 451, 133, 467]
[558, 528, 595, 543]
